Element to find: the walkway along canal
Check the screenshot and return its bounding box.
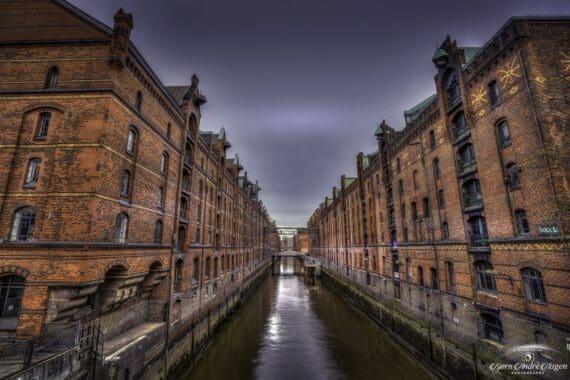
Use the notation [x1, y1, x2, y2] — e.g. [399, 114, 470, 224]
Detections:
[182, 257, 431, 380]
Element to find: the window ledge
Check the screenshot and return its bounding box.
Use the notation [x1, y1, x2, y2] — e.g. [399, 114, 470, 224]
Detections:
[22, 184, 37, 189]
[33, 137, 47, 141]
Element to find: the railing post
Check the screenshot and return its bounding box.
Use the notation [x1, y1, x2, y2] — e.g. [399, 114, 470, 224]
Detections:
[23, 337, 35, 369]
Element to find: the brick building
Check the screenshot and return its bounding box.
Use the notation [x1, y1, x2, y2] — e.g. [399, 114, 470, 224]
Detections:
[0, 0, 276, 360]
[309, 16, 569, 357]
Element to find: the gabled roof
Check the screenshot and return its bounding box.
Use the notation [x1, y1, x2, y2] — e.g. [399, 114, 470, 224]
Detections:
[404, 94, 437, 124]
[165, 86, 190, 105]
[462, 47, 482, 67]
[344, 177, 356, 188]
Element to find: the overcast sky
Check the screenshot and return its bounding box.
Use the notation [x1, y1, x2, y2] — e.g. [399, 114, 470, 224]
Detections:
[70, 0, 569, 226]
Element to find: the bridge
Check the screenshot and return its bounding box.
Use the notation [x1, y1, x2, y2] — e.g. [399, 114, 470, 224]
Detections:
[271, 251, 321, 279]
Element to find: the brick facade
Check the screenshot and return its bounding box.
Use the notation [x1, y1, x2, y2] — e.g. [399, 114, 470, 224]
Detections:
[309, 17, 569, 357]
[0, 0, 278, 351]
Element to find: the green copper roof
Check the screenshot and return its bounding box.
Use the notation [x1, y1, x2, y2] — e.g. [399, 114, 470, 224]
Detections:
[344, 177, 356, 188]
[463, 47, 481, 66]
[404, 94, 437, 124]
[326, 198, 333, 206]
[432, 48, 448, 61]
[335, 188, 341, 198]
[362, 155, 370, 170]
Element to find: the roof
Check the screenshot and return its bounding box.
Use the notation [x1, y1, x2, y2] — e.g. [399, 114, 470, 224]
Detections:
[362, 155, 370, 170]
[165, 86, 190, 105]
[344, 177, 356, 188]
[462, 47, 481, 66]
[404, 94, 437, 124]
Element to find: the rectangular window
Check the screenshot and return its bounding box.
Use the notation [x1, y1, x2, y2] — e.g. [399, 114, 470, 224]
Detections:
[489, 81, 500, 108]
[24, 159, 41, 186]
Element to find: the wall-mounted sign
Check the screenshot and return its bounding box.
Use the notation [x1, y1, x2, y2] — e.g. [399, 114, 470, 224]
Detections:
[537, 225, 560, 235]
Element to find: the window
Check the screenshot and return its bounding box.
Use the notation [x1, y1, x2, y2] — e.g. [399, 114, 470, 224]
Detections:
[422, 197, 430, 218]
[430, 267, 439, 289]
[126, 129, 137, 155]
[214, 257, 219, 278]
[115, 213, 129, 243]
[432, 159, 442, 179]
[157, 187, 164, 209]
[462, 179, 482, 209]
[195, 227, 201, 243]
[180, 197, 188, 220]
[413, 170, 419, 190]
[488, 80, 500, 108]
[497, 120, 511, 147]
[514, 209, 530, 235]
[396, 158, 401, 173]
[429, 130, 436, 149]
[445, 70, 460, 106]
[10, 207, 36, 241]
[400, 203, 406, 220]
[458, 144, 476, 173]
[522, 268, 546, 303]
[411, 202, 418, 221]
[182, 170, 190, 192]
[24, 158, 41, 186]
[166, 123, 171, 139]
[205, 257, 211, 280]
[446, 261, 455, 290]
[120, 170, 130, 196]
[476, 261, 496, 292]
[174, 260, 183, 292]
[135, 91, 142, 112]
[452, 112, 468, 140]
[44, 66, 59, 89]
[403, 228, 409, 242]
[394, 282, 401, 299]
[405, 258, 412, 280]
[154, 220, 163, 243]
[440, 222, 449, 239]
[437, 189, 446, 209]
[469, 216, 488, 247]
[0, 275, 25, 320]
[160, 152, 169, 175]
[36, 112, 51, 138]
[417, 266, 424, 286]
[398, 179, 404, 195]
[192, 258, 200, 284]
[506, 163, 520, 190]
[482, 313, 503, 342]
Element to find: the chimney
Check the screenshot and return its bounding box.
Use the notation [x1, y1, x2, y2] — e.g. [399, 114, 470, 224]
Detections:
[109, 9, 133, 68]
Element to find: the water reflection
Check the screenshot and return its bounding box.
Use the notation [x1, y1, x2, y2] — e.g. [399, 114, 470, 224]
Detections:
[184, 258, 430, 380]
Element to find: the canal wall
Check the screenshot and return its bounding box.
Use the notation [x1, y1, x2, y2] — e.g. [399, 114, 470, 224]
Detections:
[321, 267, 496, 380]
[141, 262, 272, 380]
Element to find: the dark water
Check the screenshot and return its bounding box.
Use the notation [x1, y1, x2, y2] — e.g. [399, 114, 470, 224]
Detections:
[184, 258, 431, 380]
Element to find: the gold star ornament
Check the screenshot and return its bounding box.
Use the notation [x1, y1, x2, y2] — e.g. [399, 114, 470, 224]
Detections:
[499, 57, 521, 87]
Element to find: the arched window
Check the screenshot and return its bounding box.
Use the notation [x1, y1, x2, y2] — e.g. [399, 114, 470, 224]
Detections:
[10, 207, 36, 241]
[44, 66, 59, 89]
[488, 80, 500, 108]
[522, 268, 546, 303]
[429, 130, 436, 149]
[160, 152, 169, 175]
[458, 143, 476, 173]
[115, 213, 129, 243]
[0, 275, 25, 321]
[166, 123, 172, 139]
[195, 227, 201, 243]
[36, 112, 51, 138]
[422, 197, 430, 218]
[154, 220, 163, 243]
[462, 179, 482, 209]
[405, 258, 411, 280]
[446, 261, 455, 290]
[440, 222, 449, 239]
[174, 260, 183, 292]
[24, 158, 41, 186]
[452, 112, 469, 140]
[411, 202, 418, 221]
[497, 120, 511, 147]
[192, 257, 200, 284]
[157, 187, 164, 209]
[400, 203, 406, 219]
[413, 170, 419, 190]
[403, 228, 409, 242]
[396, 158, 401, 173]
[433, 158, 441, 178]
[417, 266, 424, 287]
[398, 179, 404, 195]
[387, 188, 393, 205]
[468, 216, 488, 247]
[177, 226, 186, 251]
[445, 70, 460, 106]
[120, 170, 130, 196]
[182, 170, 190, 192]
[437, 189, 446, 209]
[135, 91, 142, 112]
[179, 197, 188, 220]
[214, 257, 219, 278]
[482, 313, 503, 342]
[126, 128, 137, 155]
[204, 257, 211, 280]
[514, 209, 530, 235]
[430, 267, 439, 289]
[506, 163, 520, 190]
[475, 260, 496, 292]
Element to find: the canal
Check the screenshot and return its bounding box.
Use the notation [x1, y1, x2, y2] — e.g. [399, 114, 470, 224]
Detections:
[184, 258, 431, 380]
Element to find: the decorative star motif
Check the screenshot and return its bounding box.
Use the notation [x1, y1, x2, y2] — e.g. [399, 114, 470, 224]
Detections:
[535, 75, 546, 84]
[509, 86, 518, 95]
[499, 57, 521, 87]
[471, 86, 487, 108]
[562, 52, 570, 73]
[478, 109, 486, 117]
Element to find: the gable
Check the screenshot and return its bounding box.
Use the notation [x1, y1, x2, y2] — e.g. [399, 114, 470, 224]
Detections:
[0, 0, 110, 43]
